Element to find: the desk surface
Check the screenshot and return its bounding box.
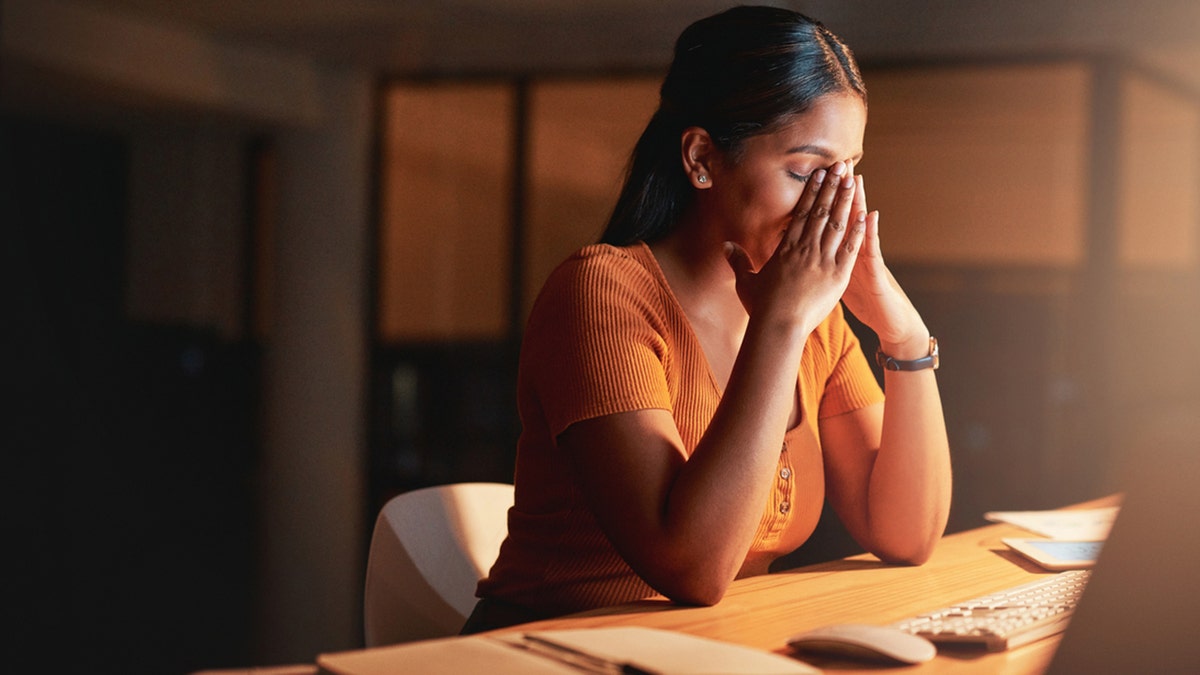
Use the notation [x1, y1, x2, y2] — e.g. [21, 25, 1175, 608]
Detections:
[492, 497, 1117, 674]
[222, 498, 1112, 675]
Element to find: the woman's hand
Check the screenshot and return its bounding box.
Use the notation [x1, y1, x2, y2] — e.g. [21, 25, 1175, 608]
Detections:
[841, 174, 930, 357]
[724, 161, 867, 335]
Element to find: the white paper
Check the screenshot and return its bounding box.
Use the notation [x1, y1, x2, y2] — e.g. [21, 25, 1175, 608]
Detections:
[984, 506, 1120, 540]
[521, 627, 821, 675]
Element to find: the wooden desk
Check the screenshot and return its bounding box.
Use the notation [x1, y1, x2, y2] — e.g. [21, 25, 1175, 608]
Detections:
[495, 499, 1116, 674]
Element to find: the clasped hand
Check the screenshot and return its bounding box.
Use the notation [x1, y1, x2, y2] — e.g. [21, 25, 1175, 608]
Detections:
[725, 161, 927, 352]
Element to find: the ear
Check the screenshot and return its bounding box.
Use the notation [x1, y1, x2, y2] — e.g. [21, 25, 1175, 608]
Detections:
[680, 126, 716, 189]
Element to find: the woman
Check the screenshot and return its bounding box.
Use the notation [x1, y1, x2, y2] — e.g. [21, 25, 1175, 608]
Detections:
[466, 5, 951, 632]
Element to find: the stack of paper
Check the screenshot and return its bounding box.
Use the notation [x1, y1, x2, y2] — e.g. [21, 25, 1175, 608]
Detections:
[984, 506, 1119, 540]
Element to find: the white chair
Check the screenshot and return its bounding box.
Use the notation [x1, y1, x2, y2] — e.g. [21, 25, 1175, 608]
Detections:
[362, 482, 514, 647]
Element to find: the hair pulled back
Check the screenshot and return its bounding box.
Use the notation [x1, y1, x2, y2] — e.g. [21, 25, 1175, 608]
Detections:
[600, 6, 866, 245]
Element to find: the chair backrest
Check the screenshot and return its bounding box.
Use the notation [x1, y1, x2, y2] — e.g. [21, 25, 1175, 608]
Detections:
[362, 482, 514, 647]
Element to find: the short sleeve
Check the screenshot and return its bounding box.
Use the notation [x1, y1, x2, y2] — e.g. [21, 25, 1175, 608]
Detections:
[521, 246, 674, 439]
[817, 304, 885, 419]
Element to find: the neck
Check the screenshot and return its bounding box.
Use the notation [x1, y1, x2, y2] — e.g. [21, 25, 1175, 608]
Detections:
[649, 210, 737, 291]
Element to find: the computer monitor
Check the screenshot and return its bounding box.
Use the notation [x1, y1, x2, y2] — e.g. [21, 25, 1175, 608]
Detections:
[1048, 403, 1200, 672]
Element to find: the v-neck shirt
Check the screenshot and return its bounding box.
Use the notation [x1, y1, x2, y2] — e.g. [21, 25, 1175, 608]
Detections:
[476, 242, 884, 618]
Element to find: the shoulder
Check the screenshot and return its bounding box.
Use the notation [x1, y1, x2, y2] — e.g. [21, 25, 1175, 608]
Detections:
[549, 243, 657, 284]
[524, 242, 674, 355]
[535, 243, 663, 310]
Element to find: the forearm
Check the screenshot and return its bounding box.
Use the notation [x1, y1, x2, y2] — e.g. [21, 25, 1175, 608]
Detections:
[865, 335, 952, 563]
[653, 317, 810, 601]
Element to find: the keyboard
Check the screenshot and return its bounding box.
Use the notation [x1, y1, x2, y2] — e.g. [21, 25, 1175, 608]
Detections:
[892, 570, 1092, 651]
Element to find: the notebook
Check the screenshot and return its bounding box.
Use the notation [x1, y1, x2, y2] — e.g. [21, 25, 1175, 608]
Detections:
[1046, 404, 1200, 672]
[316, 626, 820, 675]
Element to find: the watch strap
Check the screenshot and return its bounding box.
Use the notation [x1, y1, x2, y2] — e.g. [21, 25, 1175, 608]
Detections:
[876, 336, 939, 371]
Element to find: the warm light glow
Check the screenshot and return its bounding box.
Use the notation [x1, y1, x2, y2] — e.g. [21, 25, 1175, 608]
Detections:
[864, 62, 1092, 267]
[378, 84, 515, 341]
[525, 78, 660, 318]
[1118, 74, 1199, 269]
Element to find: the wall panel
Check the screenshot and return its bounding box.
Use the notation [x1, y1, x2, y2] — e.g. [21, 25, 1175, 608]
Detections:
[864, 63, 1092, 267]
[378, 84, 514, 341]
[525, 77, 659, 318]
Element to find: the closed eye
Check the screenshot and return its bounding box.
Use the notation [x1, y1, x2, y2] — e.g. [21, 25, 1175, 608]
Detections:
[787, 171, 811, 183]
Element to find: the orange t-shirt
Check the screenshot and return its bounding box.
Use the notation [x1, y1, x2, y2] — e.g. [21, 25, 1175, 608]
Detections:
[476, 242, 883, 617]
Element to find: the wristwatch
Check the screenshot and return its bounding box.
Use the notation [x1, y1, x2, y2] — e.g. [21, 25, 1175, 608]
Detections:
[876, 336, 939, 372]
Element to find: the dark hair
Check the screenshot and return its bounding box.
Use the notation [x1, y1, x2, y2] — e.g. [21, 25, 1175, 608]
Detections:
[600, 6, 866, 245]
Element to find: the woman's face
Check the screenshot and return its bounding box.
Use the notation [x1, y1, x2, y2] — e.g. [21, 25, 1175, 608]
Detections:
[705, 92, 867, 266]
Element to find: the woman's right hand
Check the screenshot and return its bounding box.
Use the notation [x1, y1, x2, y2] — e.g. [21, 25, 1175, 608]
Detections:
[724, 160, 867, 335]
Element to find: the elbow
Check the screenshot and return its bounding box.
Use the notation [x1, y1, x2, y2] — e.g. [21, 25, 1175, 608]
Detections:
[870, 532, 940, 566]
[647, 563, 734, 607]
[662, 578, 729, 607]
[864, 504, 950, 566]
[624, 537, 745, 607]
[877, 547, 933, 567]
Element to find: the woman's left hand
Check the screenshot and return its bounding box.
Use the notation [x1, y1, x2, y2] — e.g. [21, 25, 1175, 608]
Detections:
[841, 173, 930, 357]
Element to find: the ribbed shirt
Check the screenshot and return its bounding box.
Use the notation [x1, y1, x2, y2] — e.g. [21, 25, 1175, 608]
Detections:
[476, 242, 884, 618]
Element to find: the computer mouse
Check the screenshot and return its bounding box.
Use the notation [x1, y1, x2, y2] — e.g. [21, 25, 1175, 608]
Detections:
[787, 623, 937, 665]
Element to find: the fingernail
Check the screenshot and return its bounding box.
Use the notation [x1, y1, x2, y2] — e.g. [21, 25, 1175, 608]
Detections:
[831, 161, 846, 176]
[813, 169, 826, 184]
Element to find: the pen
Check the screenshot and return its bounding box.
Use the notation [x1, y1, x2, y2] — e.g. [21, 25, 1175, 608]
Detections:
[517, 634, 657, 675]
